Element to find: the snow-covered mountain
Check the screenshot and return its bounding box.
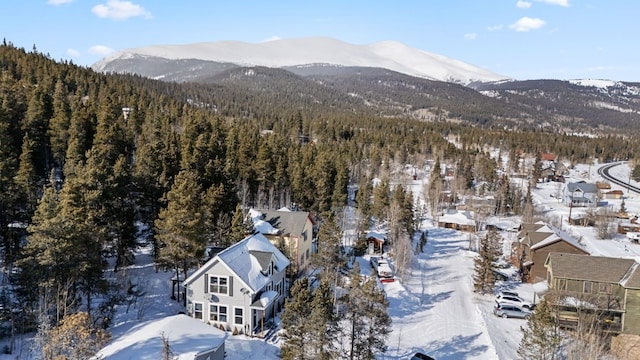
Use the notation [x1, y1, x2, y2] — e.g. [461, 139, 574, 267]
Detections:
[91, 37, 509, 85]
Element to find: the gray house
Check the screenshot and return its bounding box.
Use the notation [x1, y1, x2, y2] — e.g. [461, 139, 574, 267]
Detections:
[564, 182, 599, 207]
[183, 233, 290, 337]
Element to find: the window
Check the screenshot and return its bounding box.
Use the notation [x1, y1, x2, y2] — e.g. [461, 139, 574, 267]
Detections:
[599, 283, 612, 294]
[193, 302, 203, 320]
[306, 249, 310, 260]
[209, 276, 229, 295]
[234, 307, 243, 325]
[557, 278, 567, 291]
[210, 304, 228, 323]
[583, 281, 593, 293]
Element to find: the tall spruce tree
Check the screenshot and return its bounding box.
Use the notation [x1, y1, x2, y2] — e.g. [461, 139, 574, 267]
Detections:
[344, 270, 391, 360]
[307, 278, 340, 360]
[312, 213, 345, 283]
[155, 169, 207, 280]
[472, 228, 502, 294]
[280, 277, 313, 360]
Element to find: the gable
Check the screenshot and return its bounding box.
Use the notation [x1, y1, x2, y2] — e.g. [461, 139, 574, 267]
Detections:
[184, 233, 290, 293]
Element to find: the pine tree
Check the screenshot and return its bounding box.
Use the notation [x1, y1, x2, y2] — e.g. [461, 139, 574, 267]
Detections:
[344, 272, 391, 360]
[280, 277, 313, 360]
[517, 298, 562, 360]
[619, 198, 627, 216]
[312, 213, 345, 283]
[155, 169, 207, 280]
[472, 228, 502, 294]
[372, 179, 390, 229]
[227, 203, 254, 246]
[307, 278, 340, 360]
[48, 80, 71, 167]
[522, 185, 535, 223]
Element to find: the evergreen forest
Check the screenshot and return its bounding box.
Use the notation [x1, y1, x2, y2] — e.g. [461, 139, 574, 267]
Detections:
[1, 42, 640, 355]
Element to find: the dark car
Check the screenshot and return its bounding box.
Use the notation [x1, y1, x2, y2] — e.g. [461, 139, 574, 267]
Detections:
[411, 353, 435, 360]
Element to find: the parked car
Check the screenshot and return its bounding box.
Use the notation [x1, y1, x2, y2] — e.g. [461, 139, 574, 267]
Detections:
[495, 293, 533, 309]
[411, 352, 435, 360]
[370, 256, 394, 279]
[493, 304, 532, 319]
[497, 290, 520, 298]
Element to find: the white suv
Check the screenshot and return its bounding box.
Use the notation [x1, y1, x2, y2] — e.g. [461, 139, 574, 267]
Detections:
[495, 293, 533, 309]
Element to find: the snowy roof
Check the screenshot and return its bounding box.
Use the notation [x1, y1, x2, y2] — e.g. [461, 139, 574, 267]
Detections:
[184, 233, 290, 293]
[95, 314, 227, 360]
[259, 209, 312, 237]
[530, 231, 587, 253]
[366, 231, 387, 241]
[249, 209, 280, 235]
[250, 290, 279, 309]
[438, 210, 476, 226]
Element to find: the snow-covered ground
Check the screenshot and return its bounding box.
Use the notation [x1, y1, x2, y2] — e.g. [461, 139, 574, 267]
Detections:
[3, 161, 639, 359]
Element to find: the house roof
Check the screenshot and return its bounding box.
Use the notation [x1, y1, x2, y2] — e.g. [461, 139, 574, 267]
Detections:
[184, 233, 290, 293]
[258, 209, 312, 237]
[439, 210, 476, 226]
[366, 231, 387, 241]
[95, 314, 227, 360]
[530, 229, 588, 253]
[546, 252, 635, 284]
[540, 152, 556, 161]
[517, 222, 554, 244]
[620, 263, 640, 289]
[566, 182, 598, 195]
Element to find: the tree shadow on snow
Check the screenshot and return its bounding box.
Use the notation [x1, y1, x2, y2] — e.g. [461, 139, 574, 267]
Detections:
[426, 332, 490, 360]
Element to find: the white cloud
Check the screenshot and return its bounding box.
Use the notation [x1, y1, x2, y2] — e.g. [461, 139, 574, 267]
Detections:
[47, 0, 74, 4]
[464, 33, 478, 40]
[516, 1, 532, 8]
[66, 48, 80, 57]
[262, 36, 281, 42]
[535, 0, 570, 7]
[509, 17, 546, 32]
[89, 45, 114, 55]
[488, 24, 504, 31]
[92, 0, 151, 20]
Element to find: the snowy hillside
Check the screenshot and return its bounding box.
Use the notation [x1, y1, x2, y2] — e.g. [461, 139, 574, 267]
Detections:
[91, 37, 509, 85]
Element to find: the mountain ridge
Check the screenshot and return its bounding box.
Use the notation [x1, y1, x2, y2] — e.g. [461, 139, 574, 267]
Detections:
[91, 36, 510, 85]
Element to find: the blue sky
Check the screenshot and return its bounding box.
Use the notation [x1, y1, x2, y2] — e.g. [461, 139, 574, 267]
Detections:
[2, 0, 639, 82]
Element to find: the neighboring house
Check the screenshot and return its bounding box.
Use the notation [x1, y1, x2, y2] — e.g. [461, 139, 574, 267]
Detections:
[603, 189, 624, 200]
[438, 210, 476, 233]
[365, 230, 387, 255]
[252, 208, 317, 275]
[95, 314, 227, 360]
[513, 222, 588, 283]
[618, 221, 640, 235]
[544, 252, 640, 336]
[564, 182, 599, 207]
[183, 233, 290, 337]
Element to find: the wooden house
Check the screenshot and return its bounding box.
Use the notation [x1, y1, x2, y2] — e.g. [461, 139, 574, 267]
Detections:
[544, 253, 640, 336]
[438, 210, 476, 233]
[513, 222, 589, 283]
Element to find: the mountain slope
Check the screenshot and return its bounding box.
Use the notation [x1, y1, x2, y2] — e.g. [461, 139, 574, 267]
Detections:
[91, 37, 509, 85]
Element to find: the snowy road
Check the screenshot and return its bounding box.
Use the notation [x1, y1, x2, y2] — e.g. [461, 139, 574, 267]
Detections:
[381, 227, 506, 360]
